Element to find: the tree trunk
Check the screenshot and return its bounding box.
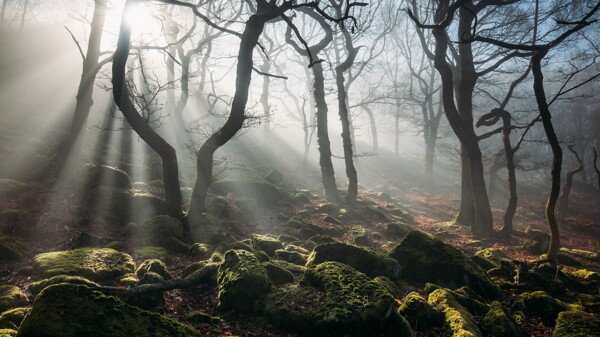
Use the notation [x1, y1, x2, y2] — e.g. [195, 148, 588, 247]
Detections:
[187, 14, 267, 224]
[362, 106, 378, 153]
[336, 67, 358, 204]
[55, 0, 108, 171]
[260, 60, 271, 139]
[593, 147, 600, 191]
[313, 61, 340, 203]
[558, 145, 583, 221]
[424, 123, 438, 183]
[394, 112, 400, 155]
[112, 0, 182, 219]
[531, 51, 562, 264]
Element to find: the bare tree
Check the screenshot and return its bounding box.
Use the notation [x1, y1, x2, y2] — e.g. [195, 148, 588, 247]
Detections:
[557, 145, 583, 220]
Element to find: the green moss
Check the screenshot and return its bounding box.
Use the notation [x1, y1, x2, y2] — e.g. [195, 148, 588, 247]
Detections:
[15, 284, 200, 337]
[0, 286, 28, 313]
[189, 243, 212, 258]
[136, 259, 171, 280]
[265, 262, 412, 337]
[560, 248, 599, 262]
[86, 186, 168, 225]
[373, 276, 410, 298]
[250, 234, 283, 256]
[571, 269, 600, 281]
[424, 285, 489, 316]
[389, 231, 500, 298]
[28, 275, 99, 295]
[217, 250, 272, 313]
[0, 329, 16, 337]
[0, 236, 28, 261]
[275, 249, 306, 266]
[0, 308, 29, 330]
[185, 311, 221, 325]
[134, 246, 168, 261]
[264, 262, 294, 285]
[32, 248, 135, 282]
[210, 178, 285, 205]
[398, 292, 444, 330]
[307, 242, 402, 280]
[351, 226, 372, 246]
[382, 222, 416, 239]
[428, 289, 483, 337]
[481, 301, 524, 337]
[553, 309, 600, 337]
[510, 291, 569, 325]
[134, 215, 189, 253]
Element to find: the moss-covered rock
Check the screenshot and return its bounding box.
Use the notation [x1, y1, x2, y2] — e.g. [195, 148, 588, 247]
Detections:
[510, 291, 569, 325]
[275, 249, 306, 266]
[136, 259, 172, 280]
[264, 262, 413, 337]
[552, 309, 600, 337]
[560, 247, 600, 262]
[398, 292, 444, 331]
[80, 164, 133, 190]
[210, 178, 286, 205]
[373, 276, 410, 298]
[0, 209, 29, 235]
[217, 250, 272, 313]
[0, 329, 16, 337]
[571, 269, 600, 282]
[307, 242, 401, 280]
[28, 275, 99, 295]
[85, 186, 168, 225]
[428, 288, 483, 337]
[424, 284, 489, 316]
[0, 308, 29, 330]
[0, 236, 28, 261]
[351, 226, 372, 246]
[0, 179, 28, 198]
[185, 311, 221, 325]
[481, 301, 524, 337]
[32, 248, 135, 282]
[251, 234, 283, 257]
[265, 262, 294, 285]
[135, 215, 189, 253]
[0, 286, 27, 313]
[189, 243, 212, 258]
[382, 222, 416, 239]
[389, 231, 500, 298]
[523, 227, 550, 255]
[134, 246, 168, 261]
[15, 284, 201, 337]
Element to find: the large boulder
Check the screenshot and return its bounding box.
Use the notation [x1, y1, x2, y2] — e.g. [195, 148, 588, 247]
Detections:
[510, 291, 569, 325]
[28, 275, 99, 295]
[84, 186, 168, 225]
[306, 242, 401, 280]
[427, 289, 483, 337]
[0, 236, 28, 261]
[264, 262, 413, 337]
[135, 215, 188, 253]
[552, 309, 600, 337]
[0, 286, 28, 313]
[15, 284, 201, 337]
[398, 292, 444, 331]
[0, 307, 29, 330]
[216, 250, 272, 313]
[251, 234, 283, 257]
[481, 301, 525, 337]
[388, 231, 500, 298]
[32, 248, 135, 282]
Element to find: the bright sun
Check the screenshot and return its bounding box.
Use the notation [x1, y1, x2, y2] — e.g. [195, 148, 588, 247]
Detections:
[124, 2, 156, 34]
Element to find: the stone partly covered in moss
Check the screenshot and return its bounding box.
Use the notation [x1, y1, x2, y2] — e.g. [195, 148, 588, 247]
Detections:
[251, 234, 284, 257]
[0, 179, 28, 198]
[28, 275, 99, 295]
[85, 186, 168, 225]
[189, 243, 212, 258]
[472, 248, 507, 269]
[0, 286, 28, 313]
[560, 247, 600, 263]
[264, 262, 294, 285]
[134, 246, 168, 261]
[398, 292, 444, 331]
[0, 329, 16, 337]
[571, 269, 600, 282]
[523, 227, 550, 255]
[552, 309, 600, 337]
[424, 284, 489, 316]
[275, 249, 306, 266]
[136, 259, 172, 280]
[0, 236, 28, 261]
[373, 276, 410, 299]
[389, 231, 500, 298]
[217, 250, 272, 313]
[80, 164, 133, 190]
[210, 178, 287, 205]
[428, 288, 483, 337]
[307, 242, 401, 281]
[16, 284, 201, 337]
[382, 222, 416, 240]
[32, 248, 135, 282]
[265, 262, 413, 337]
[0, 308, 29, 330]
[351, 226, 372, 246]
[511, 291, 569, 325]
[185, 311, 221, 325]
[481, 301, 524, 337]
[136, 216, 188, 253]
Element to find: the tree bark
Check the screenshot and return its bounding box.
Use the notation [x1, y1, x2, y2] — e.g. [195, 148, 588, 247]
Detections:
[531, 51, 562, 264]
[593, 147, 600, 191]
[55, 0, 108, 171]
[557, 145, 583, 221]
[362, 106, 378, 154]
[187, 14, 267, 224]
[112, 0, 183, 219]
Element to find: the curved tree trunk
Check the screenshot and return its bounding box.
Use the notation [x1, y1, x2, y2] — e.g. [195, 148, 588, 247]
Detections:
[187, 14, 267, 224]
[531, 51, 562, 264]
[362, 106, 378, 154]
[557, 145, 583, 221]
[112, 0, 183, 219]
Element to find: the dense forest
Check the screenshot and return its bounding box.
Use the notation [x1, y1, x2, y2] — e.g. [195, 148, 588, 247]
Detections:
[0, 0, 599, 336]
